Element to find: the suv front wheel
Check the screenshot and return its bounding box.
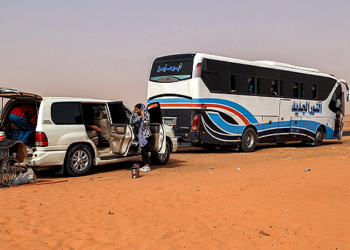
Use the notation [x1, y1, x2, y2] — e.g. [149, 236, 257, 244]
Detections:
[151, 141, 171, 165]
[65, 144, 93, 177]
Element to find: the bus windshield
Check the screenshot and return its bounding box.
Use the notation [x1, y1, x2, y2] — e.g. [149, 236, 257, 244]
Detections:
[149, 54, 195, 82]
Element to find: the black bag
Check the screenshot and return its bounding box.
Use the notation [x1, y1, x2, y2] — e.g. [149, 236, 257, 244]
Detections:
[134, 120, 141, 134]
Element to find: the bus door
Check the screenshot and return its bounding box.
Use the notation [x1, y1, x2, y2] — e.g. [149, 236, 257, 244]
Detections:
[340, 90, 345, 138]
[334, 90, 345, 139]
[277, 99, 291, 142]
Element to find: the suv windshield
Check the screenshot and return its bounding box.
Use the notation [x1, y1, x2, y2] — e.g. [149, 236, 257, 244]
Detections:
[149, 54, 195, 82]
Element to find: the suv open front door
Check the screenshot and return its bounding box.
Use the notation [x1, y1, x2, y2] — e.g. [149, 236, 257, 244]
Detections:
[148, 102, 166, 154]
[107, 102, 134, 155]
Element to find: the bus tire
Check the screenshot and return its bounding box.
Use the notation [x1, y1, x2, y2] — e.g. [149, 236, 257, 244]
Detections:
[240, 127, 257, 152]
[314, 127, 324, 146]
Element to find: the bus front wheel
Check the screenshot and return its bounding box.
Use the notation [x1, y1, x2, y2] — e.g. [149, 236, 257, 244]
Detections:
[314, 127, 324, 146]
[240, 127, 257, 152]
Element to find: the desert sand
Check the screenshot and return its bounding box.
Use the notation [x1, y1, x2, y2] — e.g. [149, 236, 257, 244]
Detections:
[1, 123, 350, 249]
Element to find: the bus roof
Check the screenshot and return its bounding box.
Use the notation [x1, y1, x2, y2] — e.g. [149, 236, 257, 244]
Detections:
[181, 52, 338, 80]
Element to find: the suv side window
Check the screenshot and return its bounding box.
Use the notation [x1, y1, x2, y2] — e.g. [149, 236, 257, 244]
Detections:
[108, 102, 127, 124]
[51, 102, 83, 125]
[124, 105, 132, 120]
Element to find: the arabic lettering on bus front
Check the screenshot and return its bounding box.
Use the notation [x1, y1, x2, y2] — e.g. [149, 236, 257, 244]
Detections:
[157, 63, 182, 73]
[292, 101, 322, 116]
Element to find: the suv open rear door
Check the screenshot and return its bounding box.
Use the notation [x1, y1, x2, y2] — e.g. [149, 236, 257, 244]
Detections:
[148, 102, 166, 154]
[0, 88, 42, 101]
[0, 88, 42, 124]
[107, 101, 134, 155]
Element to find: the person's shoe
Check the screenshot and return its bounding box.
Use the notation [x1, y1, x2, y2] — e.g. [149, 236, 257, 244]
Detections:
[141, 166, 151, 172]
[139, 166, 146, 171]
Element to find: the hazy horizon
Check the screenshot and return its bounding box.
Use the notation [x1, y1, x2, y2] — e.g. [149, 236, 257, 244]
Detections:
[1, 0, 350, 112]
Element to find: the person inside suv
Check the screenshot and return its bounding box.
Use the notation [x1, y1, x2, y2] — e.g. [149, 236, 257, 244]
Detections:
[9, 105, 37, 146]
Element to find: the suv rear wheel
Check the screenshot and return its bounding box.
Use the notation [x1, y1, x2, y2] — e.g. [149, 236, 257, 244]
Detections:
[65, 144, 93, 177]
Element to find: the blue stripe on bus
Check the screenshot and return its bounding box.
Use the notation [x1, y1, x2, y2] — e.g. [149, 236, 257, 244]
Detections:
[203, 121, 241, 141]
[207, 112, 334, 139]
[148, 97, 258, 124]
[148, 97, 335, 140]
[148, 98, 191, 104]
[192, 98, 258, 124]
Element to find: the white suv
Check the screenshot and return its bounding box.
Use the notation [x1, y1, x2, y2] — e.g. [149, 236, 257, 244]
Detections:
[0, 88, 177, 176]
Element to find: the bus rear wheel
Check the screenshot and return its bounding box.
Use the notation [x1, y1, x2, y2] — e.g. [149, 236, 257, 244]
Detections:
[240, 127, 257, 152]
[314, 127, 324, 146]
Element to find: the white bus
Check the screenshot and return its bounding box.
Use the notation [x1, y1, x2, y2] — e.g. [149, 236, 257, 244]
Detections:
[147, 53, 349, 152]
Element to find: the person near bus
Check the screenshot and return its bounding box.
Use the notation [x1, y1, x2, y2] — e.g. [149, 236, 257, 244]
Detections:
[9, 105, 37, 146]
[130, 103, 152, 172]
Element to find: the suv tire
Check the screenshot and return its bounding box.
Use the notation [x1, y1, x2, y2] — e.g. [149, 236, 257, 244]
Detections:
[151, 141, 171, 165]
[65, 144, 93, 177]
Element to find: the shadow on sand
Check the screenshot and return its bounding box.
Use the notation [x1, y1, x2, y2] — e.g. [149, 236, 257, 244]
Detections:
[34, 158, 188, 179]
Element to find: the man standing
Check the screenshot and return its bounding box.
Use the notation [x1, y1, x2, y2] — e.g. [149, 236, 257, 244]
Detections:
[9, 105, 37, 146]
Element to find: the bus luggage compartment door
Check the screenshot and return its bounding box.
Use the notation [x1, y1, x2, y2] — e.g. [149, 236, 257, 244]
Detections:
[277, 100, 291, 142]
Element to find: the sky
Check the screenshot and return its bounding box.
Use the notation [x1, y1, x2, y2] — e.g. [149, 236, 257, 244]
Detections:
[1, 0, 350, 111]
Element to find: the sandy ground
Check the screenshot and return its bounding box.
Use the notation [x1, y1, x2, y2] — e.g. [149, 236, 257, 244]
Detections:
[1, 120, 350, 249]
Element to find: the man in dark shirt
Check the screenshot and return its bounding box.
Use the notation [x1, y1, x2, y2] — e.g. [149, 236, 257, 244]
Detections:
[9, 105, 37, 146]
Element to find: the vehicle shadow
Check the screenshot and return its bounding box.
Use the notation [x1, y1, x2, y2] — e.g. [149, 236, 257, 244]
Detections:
[34, 158, 188, 179]
[150, 158, 188, 171]
[254, 140, 343, 152]
[174, 140, 343, 154]
[34, 140, 343, 179]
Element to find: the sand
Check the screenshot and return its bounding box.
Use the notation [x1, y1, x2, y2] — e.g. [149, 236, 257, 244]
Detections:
[1, 123, 350, 249]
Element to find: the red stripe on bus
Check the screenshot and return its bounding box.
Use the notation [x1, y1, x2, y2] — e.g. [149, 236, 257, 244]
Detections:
[159, 103, 250, 125]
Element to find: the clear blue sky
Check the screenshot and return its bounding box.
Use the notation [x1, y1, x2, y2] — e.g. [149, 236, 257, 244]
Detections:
[1, 0, 350, 110]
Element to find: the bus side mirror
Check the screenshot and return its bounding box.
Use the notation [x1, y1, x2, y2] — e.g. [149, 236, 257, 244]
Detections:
[347, 89, 350, 102]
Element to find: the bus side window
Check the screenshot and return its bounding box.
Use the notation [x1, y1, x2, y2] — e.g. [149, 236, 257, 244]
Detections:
[312, 85, 317, 99]
[257, 78, 261, 94]
[230, 75, 236, 93]
[300, 83, 304, 98]
[280, 81, 284, 96]
[271, 80, 278, 96]
[260, 78, 275, 96]
[248, 77, 255, 94]
[293, 82, 299, 97]
[202, 72, 219, 92]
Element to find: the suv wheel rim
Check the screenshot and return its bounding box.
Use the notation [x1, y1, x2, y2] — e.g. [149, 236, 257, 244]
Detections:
[72, 150, 89, 171]
[158, 147, 168, 161]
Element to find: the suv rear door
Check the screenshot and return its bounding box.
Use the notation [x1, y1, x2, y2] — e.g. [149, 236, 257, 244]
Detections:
[0, 88, 42, 125]
[107, 102, 134, 155]
[148, 102, 166, 154]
